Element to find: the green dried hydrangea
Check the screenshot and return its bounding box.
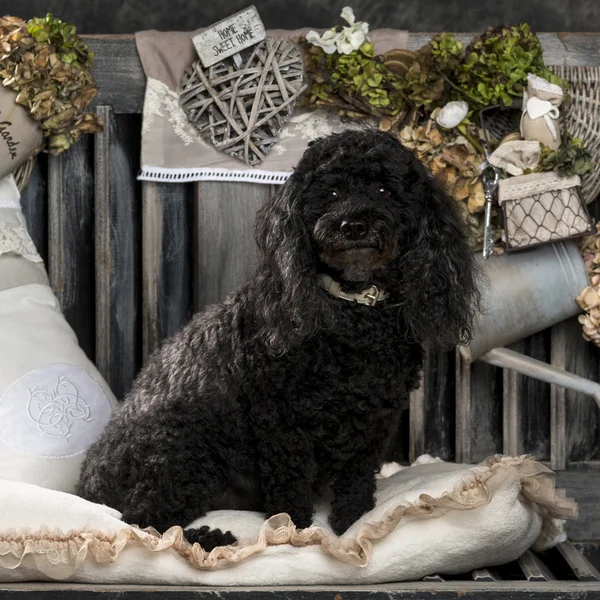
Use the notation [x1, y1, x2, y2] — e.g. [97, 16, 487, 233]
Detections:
[455, 24, 566, 109]
[27, 14, 95, 70]
[403, 33, 463, 110]
[0, 14, 102, 155]
[302, 40, 407, 119]
[538, 137, 595, 178]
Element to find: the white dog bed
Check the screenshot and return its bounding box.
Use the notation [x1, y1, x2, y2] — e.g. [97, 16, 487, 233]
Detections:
[0, 454, 576, 585]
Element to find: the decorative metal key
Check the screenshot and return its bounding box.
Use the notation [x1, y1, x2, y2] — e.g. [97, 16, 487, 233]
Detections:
[482, 165, 499, 259]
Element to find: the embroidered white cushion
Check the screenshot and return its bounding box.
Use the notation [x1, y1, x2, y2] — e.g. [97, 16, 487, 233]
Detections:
[0, 175, 118, 493]
[0, 455, 576, 584]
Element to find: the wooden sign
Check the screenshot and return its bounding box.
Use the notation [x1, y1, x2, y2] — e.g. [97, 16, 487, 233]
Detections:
[192, 6, 266, 68]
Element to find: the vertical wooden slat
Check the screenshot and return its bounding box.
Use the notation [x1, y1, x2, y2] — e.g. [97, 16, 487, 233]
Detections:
[157, 185, 193, 342]
[456, 352, 503, 464]
[409, 372, 425, 463]
[503, 366, 520, 456]
[411, 350, 455, 462]
[455, 349, 471, 463]
[19, 153, 48, 263]
[193, 181, 272, 309]
[95, 107, 141, 399]
[563, 318, 600, 463]
[551, 322, 568, 470]
[141, 181, 192, 363]
[518, 332, 552, 460]
[471, 361, 503, 461]
[502, 334, 553, 460]
[142, 182, 162, 362]
[503, 332, 553, 460]
[48, 136, 95, 360]
[427, 351, 456, 461]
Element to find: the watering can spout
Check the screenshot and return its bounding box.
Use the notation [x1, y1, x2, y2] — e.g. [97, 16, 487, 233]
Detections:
[460, 241, 600, 410]
[461, 241, 589, 363]
[479, 347, 600, 407]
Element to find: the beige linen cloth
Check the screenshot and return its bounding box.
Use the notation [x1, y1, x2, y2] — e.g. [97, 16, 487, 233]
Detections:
[520, 73, 564, 151]
[0, 455, 577, 584]
[135, 28, 408, 184]
[489, 140, 542, 176]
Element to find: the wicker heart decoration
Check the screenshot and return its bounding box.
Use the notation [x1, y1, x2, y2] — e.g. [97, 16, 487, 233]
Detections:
[180, 37, 306, 167]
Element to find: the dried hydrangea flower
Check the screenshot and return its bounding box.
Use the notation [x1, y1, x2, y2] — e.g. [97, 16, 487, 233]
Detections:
[577, 224, 600, 347]
[0, 14, 102, 156]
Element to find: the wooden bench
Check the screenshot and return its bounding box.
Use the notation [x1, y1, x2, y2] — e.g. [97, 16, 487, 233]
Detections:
[5, 32, 600, 598]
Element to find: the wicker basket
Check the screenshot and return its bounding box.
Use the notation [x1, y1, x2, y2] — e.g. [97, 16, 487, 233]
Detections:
[552, 65, 600, 205]
[13, 155, 37, 193]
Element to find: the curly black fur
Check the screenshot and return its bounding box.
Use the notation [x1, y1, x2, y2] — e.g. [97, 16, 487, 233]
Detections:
[77, 129, 480, 551]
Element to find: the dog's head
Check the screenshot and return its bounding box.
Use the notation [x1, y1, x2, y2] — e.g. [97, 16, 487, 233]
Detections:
[255, 129, 480, 352]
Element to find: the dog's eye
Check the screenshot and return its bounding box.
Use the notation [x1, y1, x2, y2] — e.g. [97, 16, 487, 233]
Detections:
[378, 187, 392, 199]
[327, 189, 339, 201]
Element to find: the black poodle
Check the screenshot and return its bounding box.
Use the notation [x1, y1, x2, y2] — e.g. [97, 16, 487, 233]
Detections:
[77, 129, 479, 550]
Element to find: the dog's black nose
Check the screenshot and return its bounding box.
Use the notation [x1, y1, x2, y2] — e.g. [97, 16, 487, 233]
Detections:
[340, 220, 368, 240]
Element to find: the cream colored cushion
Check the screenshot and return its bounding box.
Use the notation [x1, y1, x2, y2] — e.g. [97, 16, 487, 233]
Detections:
[0, 175, 118, 493]
[0, 455, 577, 584]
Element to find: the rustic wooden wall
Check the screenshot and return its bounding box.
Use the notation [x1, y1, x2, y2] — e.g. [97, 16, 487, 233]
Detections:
[17, 33, 600, 541]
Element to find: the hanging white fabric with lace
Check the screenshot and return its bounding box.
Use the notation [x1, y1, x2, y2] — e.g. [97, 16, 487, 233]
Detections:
[0, 175, 42, 264]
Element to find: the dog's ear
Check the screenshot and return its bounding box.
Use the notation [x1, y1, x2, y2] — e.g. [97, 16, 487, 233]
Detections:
[254, 175, 330, 354]
[399, 171, 480, 349]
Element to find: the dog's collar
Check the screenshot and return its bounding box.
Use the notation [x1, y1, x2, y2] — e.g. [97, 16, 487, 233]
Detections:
[318, 274, 389, 307]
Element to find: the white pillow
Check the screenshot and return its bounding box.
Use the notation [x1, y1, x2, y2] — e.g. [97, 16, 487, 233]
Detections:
[0, 455, 577, 584]
[0, 175, 118, 493]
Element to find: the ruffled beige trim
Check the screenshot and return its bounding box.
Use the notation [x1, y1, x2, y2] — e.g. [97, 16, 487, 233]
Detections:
[0, 455, 577, 579]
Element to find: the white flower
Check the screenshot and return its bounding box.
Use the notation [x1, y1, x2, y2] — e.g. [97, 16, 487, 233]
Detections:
[337, 22, 369, 54]
[337, 6, 369, 54]
[306, 7, 370, 55]
[305, 28, 341, 54]
[340, 6, 357, 26]
[436, 100, 469, 129]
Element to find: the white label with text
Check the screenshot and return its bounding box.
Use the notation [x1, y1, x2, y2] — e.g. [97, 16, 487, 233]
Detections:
[192, 6, 266, 68]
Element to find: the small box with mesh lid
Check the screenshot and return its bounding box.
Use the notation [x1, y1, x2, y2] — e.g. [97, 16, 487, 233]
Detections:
[498, 171, 594, 251]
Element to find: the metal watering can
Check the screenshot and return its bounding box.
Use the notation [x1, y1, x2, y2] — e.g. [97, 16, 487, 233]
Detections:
[459, 241, 600, 409]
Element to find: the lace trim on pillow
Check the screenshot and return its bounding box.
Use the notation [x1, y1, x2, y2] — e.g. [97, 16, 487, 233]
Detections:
[0, 455, 577, 579]
[0, 212, 43, 264]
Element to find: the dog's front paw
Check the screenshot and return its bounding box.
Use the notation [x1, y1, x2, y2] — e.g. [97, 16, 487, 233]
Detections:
[292, 515, 314, 530]
[329, 506, 368, 536]
[288, 508, 314, 530]
[267, 506, 313, 530]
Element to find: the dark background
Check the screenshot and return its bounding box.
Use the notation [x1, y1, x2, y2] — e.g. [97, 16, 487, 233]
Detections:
[7, 0, 600, 34]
